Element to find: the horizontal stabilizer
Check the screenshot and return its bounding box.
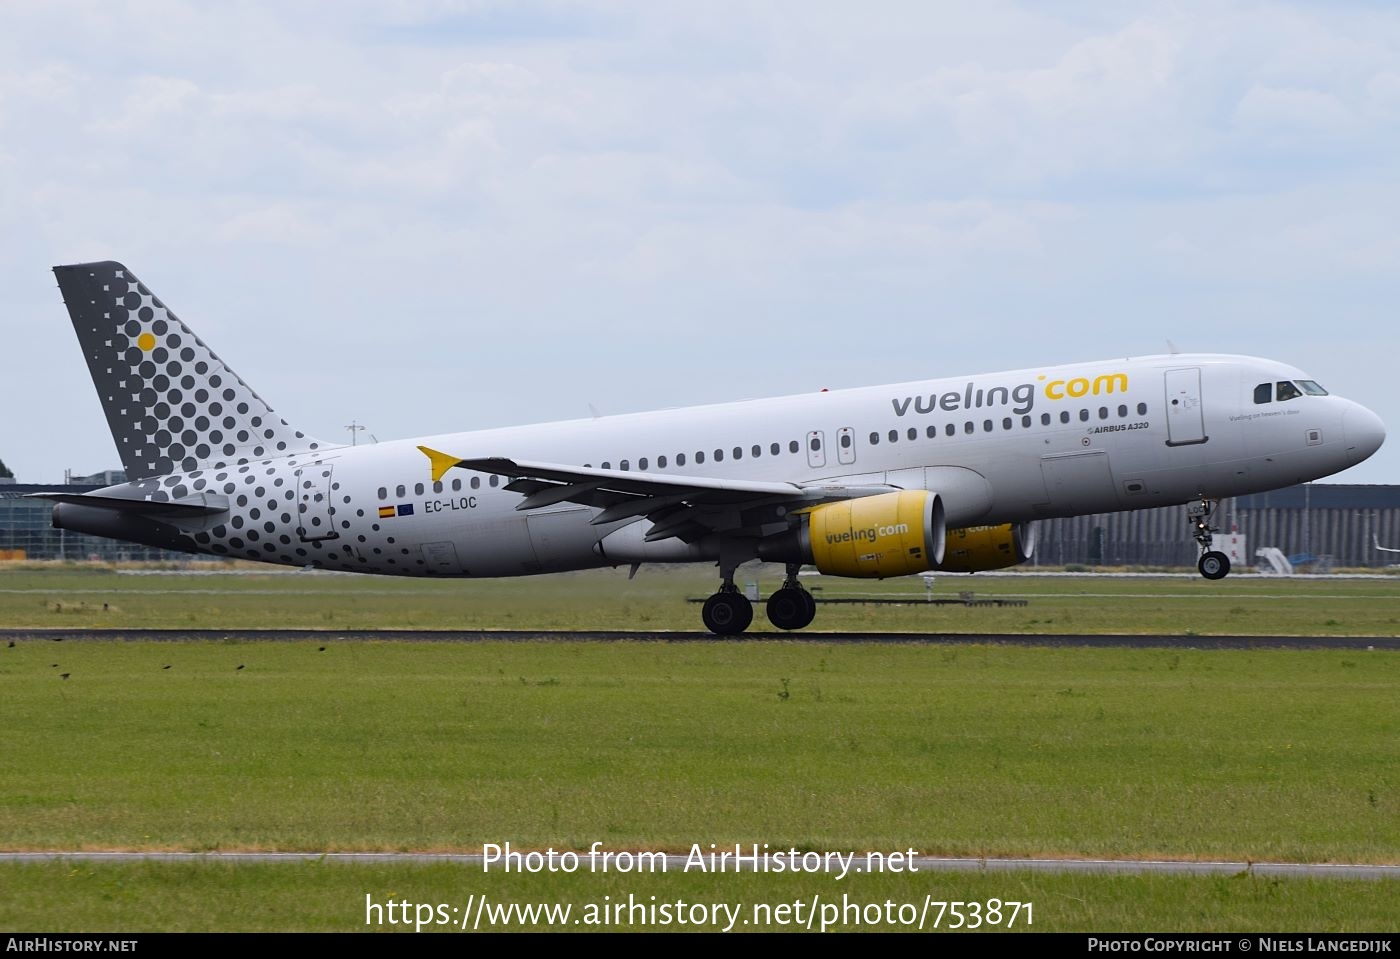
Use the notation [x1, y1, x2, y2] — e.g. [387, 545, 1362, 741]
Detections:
[25, 491, 229, 517]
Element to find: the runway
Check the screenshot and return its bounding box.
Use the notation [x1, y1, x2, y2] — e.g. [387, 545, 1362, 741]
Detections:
[2, 627, 1398, 649]
[1, 851, 1394, 879]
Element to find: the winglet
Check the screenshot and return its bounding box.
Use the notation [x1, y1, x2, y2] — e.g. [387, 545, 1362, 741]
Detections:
[418, 446, 462, 483]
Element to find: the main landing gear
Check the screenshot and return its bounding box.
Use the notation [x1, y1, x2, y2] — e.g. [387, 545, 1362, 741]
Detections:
[701, 563, 817, 635]
[1188, 498, 1231, 580]
[766, 564, 817, 631]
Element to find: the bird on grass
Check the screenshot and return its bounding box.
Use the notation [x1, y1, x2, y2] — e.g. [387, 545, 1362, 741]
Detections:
[236, 664, 245, 671]
[162, 665, 172, 670]
[60, 673, 70, 680]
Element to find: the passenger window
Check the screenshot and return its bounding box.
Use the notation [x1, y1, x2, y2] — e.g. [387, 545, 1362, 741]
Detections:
[489, 476, 498, 487]
[451, 479, 461, 491]
[714, 449, 724, 462]
[907, 428, 917, 441]
[810, 436, 821, 451]
[1098, 407, 1108, 420]
[620, 460, 630, 471]
[1060, 411, 1071, 424]
[888, 429, 898, 443]
[433, 481, 443, 494]
[415, 482, 424, 495]
[789, 440, 799, 454]
[601, 462, 611, 470]
[1002, 417, 1012, 430]
[733, 447, 742, 460]
[752, 445, 761, 457]
[638, 458, 648, 471]
[839, 434, 851, 449]
[395, 484, 406, 498]
[1021, 415, 1031, 428]
[983, 419, 993, 432]
[869, 432, 880, 445]
[658, 455, 667, 468]
[677, 453, 687, 466]
[1117, 405, 1127, 417]
[1137, 402, 1148, 415]
[695, 451, 705, 464]
[471, 477, 480, 489]
[964, 421, 974, 434]
[927, 425, 938, 439]
[377, 486, 387, 500]
[1041, 413, 1051, 426]
[770, 443, 780, 455]
[945, 424, 955, 437]
[1253, 383, 1272, 404]
[1276, 381, 1302, 401]
[1079, 409, 1090, 422]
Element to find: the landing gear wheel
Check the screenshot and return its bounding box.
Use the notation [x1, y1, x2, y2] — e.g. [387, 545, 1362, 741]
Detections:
[766, 587, 817, 631]
[702, 591, 753, 635]
[1198, 551, 1231, 580]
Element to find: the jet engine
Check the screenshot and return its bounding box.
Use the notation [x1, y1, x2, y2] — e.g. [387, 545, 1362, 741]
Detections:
[937, 522, 1036, 572]
[757, 490, 945, 577]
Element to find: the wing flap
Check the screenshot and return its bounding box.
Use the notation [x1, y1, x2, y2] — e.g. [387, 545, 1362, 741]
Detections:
[417, 446, 906, 542]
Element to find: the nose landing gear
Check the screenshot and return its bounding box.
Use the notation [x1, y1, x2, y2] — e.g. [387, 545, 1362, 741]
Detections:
[1188, 498, 1231, 580]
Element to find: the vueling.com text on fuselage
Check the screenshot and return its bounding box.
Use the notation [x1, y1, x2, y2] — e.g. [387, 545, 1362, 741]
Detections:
[890, 372, 1129, 418]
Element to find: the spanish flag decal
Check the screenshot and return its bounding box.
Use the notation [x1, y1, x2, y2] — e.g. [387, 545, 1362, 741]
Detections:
[378, 506, 395, 519]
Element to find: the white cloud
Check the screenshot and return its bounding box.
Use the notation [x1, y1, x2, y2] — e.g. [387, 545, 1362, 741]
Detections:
[1, 2, 1399, 483]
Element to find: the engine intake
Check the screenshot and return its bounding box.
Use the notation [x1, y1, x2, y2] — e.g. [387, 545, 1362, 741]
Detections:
[938, 522, 1036, 572]
[758, 490, 946, 578]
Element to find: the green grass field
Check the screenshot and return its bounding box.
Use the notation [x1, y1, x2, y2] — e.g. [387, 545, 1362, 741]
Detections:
[0, 565, 1396, 932]
[2, 563, 1399, 635]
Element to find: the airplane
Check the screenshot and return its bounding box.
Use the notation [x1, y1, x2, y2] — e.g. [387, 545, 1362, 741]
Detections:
[33, 261, 1386, 634]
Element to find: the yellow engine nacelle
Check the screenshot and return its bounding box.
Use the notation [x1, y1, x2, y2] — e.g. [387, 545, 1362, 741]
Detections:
[758, 490, 946, 578]
[938, 522, 1036, 573]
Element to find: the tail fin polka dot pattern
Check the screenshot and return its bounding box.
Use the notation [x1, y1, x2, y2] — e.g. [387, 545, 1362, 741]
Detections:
[54, 261, 324, 480]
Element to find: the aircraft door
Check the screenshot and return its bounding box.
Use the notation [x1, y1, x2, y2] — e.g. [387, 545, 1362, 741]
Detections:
[1040, 450, 1119, 514]
[806, 430, 827, 469]
[295, 465, 338, 542]
[836, 427, 856, 465]
[1165, 368, 1208, 447]
[526, 507, 598, 573]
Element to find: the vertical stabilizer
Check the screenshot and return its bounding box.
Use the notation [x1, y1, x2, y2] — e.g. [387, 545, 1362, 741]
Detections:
[53, 261, 325, 480]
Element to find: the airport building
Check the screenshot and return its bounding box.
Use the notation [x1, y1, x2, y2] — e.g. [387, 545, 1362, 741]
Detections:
[2, 471, 1398, 569]
[1034, 484, 1400, 570]
[0, 473, 184, 562]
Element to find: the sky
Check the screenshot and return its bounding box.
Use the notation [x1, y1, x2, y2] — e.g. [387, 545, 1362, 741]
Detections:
[2, 1, 1398, 485]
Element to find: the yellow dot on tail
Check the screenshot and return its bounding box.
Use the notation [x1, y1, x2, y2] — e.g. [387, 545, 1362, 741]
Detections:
[137, 332, 156, 352]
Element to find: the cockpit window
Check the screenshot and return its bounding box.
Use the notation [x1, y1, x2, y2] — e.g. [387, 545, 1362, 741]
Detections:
[1253, 383, 1272, 404]
[1276, 381, 1302, 402]
[1297, 380, 1328, 396]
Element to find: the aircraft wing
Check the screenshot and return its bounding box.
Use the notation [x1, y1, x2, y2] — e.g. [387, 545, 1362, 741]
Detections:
[419, 447, 893, 541]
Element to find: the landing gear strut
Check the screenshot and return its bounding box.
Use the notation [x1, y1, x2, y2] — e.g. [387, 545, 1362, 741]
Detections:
[766, 564, 817, 631]
[701, 563, 753, 636]
[1188, 498, 1231, 580]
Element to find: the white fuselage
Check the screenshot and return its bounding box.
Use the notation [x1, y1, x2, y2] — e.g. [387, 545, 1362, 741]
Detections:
[88, 352, 1382, 578]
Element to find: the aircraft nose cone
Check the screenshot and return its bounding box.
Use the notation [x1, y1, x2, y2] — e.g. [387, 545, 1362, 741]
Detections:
[1343, 404, 1386, 466]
